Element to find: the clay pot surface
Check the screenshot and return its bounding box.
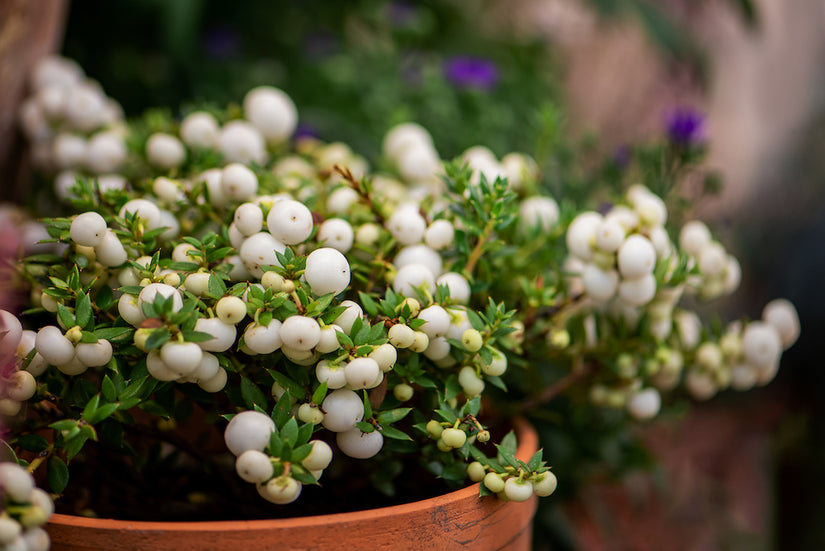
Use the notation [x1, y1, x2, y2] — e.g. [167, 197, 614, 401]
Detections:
[48, 419, 538, 551]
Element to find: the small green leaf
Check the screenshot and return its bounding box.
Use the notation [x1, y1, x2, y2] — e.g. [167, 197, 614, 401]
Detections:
[15, 434, 49, 453]
[47, 456, 69, 494]
[57, 303, 76, 329]
[81, 394, 101, 422]
[75, 293, 93, 328]
[102, 375, 117, 402]
[281, 417, 299, 444]
[380, 425, 412, 441]
[180, 330, 215, 343]
[377, 408, 412, 425]
[355, 421, 375, 433]
[95, 327, 133, 341]
[358, 291, 378, 317]
[445, 375, 462, 401]
[311, 382, 328, 406]
[145, 328, 171, 350]
[86, 403, 119, 425]
[207, 275, 227, 298]
[241, 377, 268, 410]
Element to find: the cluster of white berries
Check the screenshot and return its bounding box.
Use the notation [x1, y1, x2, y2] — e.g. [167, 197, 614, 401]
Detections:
[0, 462, 53, 551]
[146, 85, 298, 171]
[467, 460, 558, 502]
[223, 411, 333, 504]
[17, 56, 128, 201]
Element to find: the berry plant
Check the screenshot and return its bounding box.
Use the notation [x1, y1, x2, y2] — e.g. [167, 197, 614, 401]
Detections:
[0, 55, 799, 549]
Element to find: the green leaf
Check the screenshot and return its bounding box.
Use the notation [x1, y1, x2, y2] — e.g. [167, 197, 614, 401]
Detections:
[57, 303, 76, 329]
[81, 394, 101, 422]
[102, 375, 118, 402]
[362, 390, 372, 420]
[291, 443, 313, 464]
[486, 375, 507, 392]
[15, 434, 49, 453]
[377, 408, 412, 425]
[166, 261, 200, 272]
[49, 420, 77, 432]
[75, 293, 93, 328]
[380, 425, 412, 441]
[79, 331, 98, 344]
[95, 327, 133, 341]
[240, 377, 268, 410]
[435, 408, 457, 424]
[207, 275, 227, 298]
[86, 403, 119, 425]
[358, 291, 378, 317]
[271, 392, 293, 428]
[145, 328, 171, 350]
[95, 285, 113, 311]
[527, 449, 544, 472]
[291, 467, 318, 486]
[445, 375, 462, 401]
[355, 421, 375, 433]
[311, 382, 328, 406]
[267, 370, 304, 399]
[180, 330, 215, 343]
[47, 456, 70, 494]
[281, 417, 299, 444]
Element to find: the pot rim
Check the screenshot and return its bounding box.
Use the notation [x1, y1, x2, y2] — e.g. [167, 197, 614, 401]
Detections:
[48, 418, 538, 532]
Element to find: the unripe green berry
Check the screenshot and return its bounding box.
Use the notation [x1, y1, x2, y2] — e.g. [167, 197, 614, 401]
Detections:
[476, 430, 490, 443]
[426, 419, 443, 439]
[409, 331, 429, 353]
[441, 427, 466, 449]
[483, 472, 505, 493]
[393, 383, 414, 401]
[467, 461, 486, 482]
[532, 471, 558, 497]
[461, 329, 483, 352]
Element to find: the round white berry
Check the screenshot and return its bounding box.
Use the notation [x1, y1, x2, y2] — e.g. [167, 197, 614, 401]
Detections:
[146, 133, 186, 170]
[138, 283, 183, 313]
[416, 305, 450, 339]
[160, 341, 203, 376]
[180, 111, 220, 149]
[383, 122, 433, 161]
[218, 120, 267, 165]
[243, 86, 298, 143]
[582, 264, 619, 302]
[504, 478, 534, 502]
[279, 315, 321, 351]
[194, 317, 237, 352]
[336, 427, 384, 459]
[261, 476, 302, 504]
[198, 367, 228, 392]
[243, 320, 283, 355]
[388, 324, 416, 349]
[436, 272, 471, 304]
[224, 410, 276, 456]
[35, 325, 74, 366]
[221, 163, 258, 202]
[533, 472, 558, 497]
[332, 300, 363, 334]
[267, 199, 313, 245]
[518, 196, 559, 233]
[394, 245, 442, 279]
[5, 371, 36, 402]
[685, 370, 717, 401]
[627, 388, 661, 420]
[742, 321, 782, 368]
[618, 273, 657, 306]
[393, 264, 435, 298]
[594, 219, 626, 253]
[762, 298, 800, 349]
[86, 131, 126, 174]
[239, 232, 286, 278]
[193, 352, 220, 382]
[321, 389, 364, 432]
[617, 235, 656, 279]
[145, 350, 179, 382]
[0, 462, 35, 503]
[316, 325, 344, 354]
[317, 218, 354, 253]
[566, 212, 602, 262]
[93, 229, 127, 267]
[424, 219, 454, 250]
[697, 242, 727, 276]
[458, 366, 485, 397]
[233, 203, 264, 236]
[303, 440, 333, 471]
[344, 357, 381, 389]
[679, 221, 711, 257]
[119, 199, 162, 229]
[216, 296, 247, 325]
[0, 311, 23, 361]
[236, 449, 274, 483]
[315, 360, 347, 389]
[730, 364, 758, 391]
[368, 343, 397, 372]
[387, 205, 426, 245]
[305, 248, 350, 296]
[74, 339, 113, 368]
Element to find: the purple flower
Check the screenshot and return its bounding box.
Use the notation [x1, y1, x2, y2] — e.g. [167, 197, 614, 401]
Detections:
[665, 107, 705, 146]
[203, 26, 240, 60]
[294, 123, 320, 141]
[443, 56, 499, 91]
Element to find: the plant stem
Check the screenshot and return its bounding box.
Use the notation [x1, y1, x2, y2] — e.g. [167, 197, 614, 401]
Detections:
[26, 446, 55, 474]
[463, 220, 495, 277]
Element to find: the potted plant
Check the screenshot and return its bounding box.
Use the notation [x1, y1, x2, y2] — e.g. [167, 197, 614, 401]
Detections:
[0, 55, 799, 551]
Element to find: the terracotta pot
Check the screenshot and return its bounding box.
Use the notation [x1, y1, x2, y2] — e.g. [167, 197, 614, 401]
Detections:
[48, 419, 538, 551]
